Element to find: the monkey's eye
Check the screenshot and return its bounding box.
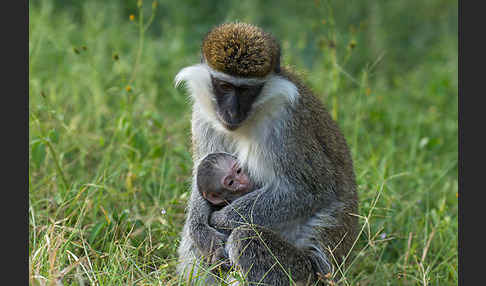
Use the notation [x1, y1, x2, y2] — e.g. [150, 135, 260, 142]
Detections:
[228, 180, 234, 186]
[236, 168, 242, 174]
[219, 82, 234, 92]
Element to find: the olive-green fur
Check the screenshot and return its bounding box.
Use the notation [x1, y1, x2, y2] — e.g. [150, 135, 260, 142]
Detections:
[279, 65, 359, 268]
[202, 22, 280, 78]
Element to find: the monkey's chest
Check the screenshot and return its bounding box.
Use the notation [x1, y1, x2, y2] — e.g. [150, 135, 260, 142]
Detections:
[195, 120, 277, 184]
[231, 137, 276, 185]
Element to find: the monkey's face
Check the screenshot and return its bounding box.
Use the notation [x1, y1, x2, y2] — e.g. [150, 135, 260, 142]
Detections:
[211, 75, 264, 131]
[221, 161, 251, 193]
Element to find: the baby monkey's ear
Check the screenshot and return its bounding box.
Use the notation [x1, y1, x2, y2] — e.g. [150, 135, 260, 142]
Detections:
[205, 191, 227, 206]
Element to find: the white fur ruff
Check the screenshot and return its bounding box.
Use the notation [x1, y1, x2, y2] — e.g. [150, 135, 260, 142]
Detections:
[175, 63, 299, 184]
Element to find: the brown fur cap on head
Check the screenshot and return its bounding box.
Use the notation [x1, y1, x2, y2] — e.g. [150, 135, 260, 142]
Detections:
[202, 22, 281, 78]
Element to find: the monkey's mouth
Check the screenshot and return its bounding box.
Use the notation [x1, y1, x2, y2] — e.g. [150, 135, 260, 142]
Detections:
[222, 122, 241, 131]
[216, 113, 244, 131]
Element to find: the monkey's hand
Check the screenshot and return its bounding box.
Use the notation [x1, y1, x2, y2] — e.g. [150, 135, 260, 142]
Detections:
[209, 207, 258, 232]
[209, 209, 236, 233]
[190, 222, 229, 257]
[211, 247, 231, 273]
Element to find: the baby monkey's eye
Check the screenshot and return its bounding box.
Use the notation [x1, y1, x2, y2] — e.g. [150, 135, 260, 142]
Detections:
[236, 168, 242, 174]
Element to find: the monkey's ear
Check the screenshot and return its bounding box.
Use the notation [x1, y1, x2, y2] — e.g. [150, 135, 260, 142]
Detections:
[274, 59, 281, 73]
[206, 192, 226, 206]
[273, 50, 281, 74]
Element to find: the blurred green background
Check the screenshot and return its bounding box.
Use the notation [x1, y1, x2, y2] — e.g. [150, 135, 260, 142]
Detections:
[29, 0, 457, 285]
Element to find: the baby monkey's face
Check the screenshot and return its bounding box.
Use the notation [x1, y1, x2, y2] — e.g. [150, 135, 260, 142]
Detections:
[199, 154, 253, 206]
[221, 159, 250, 193]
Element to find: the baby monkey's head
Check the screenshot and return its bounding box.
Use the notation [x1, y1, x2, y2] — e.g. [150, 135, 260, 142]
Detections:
[196, 152, 253, 206]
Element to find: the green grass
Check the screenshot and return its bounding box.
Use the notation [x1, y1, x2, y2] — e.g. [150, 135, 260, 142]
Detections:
[29, 1, 457, 285]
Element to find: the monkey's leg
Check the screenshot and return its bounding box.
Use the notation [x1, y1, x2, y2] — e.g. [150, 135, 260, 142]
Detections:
[177, 224, 229, 285]
[226, 225, 327, 286]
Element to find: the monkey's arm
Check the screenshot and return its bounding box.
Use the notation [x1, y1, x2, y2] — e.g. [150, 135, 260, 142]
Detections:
[186, 182, 229, 255]
[209, 181, 334, 231]
[184, 122, 233, 255]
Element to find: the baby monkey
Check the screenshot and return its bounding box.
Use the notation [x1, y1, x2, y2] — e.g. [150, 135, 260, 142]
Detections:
[196, 152, 256, 270]
[196, 152, 254, 208]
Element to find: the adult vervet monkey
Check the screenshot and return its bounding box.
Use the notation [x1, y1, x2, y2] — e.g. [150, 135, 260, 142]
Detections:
[175, 22, 359, 285]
